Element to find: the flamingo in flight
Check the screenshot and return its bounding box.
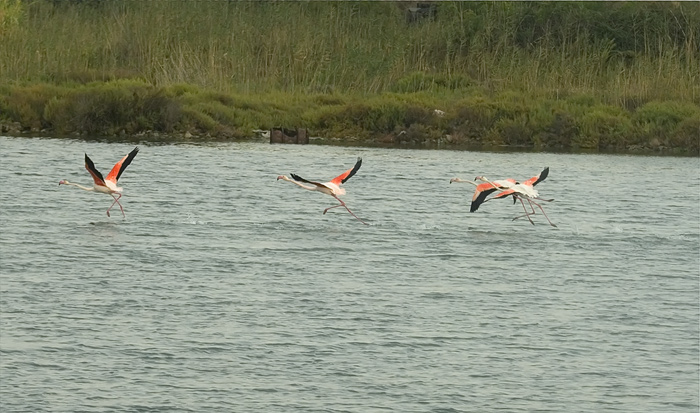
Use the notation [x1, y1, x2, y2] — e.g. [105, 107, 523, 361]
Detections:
[450, 176, 517, 212]
[59, 147, 139, 217]
[277, 157, 368, 225]
[476, 167, 556, 227]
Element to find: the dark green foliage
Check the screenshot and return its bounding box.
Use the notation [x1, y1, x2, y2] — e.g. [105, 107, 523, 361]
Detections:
[1, 1, 698, 152]
[670, 116, 700, 155]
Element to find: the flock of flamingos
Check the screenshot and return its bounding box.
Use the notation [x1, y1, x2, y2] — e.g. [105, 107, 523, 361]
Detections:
[58, 146, 557, 227]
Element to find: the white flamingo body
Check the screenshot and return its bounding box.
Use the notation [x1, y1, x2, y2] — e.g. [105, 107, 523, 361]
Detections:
[59, 147, 139, 217]
[504, 182, 538, 198]
[295, 180, 344, 196]
[94, 180, 121, 194]
[277, 157, 367, 225]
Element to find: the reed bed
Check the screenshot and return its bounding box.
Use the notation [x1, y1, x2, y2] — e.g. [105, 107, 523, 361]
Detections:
[0, 1, 698, 153]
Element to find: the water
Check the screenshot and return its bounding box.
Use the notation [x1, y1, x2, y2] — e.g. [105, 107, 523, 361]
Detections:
[1, 136, 698, 412]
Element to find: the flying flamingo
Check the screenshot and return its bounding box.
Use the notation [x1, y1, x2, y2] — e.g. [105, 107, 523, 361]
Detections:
[450, 176, 517, 212]
[277, 157, 368, 225]
[59, 147, 139, 217]
[476, 167, 556, 227]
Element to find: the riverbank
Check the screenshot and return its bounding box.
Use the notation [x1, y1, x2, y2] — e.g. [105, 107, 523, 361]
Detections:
[0, 1, 698, 154]
[1, 80, 698, 155]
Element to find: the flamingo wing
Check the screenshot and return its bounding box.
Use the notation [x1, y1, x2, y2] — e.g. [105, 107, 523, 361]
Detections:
[470, 180, 515, 212]
[493, 188, 517, 199]
[105, 147, 139, 183]
[330, 157, 362, 185]
[523, 167, 549, 187]
[84, 154, 106, 186]
[290, 173, 328, 190]
[470, 187, 499, 212]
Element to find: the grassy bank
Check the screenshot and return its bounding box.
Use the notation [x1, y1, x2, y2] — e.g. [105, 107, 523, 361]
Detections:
[0, 1, 698, 154]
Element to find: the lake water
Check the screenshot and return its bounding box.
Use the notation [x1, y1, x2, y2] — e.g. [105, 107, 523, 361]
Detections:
[1, 136, 698, 412]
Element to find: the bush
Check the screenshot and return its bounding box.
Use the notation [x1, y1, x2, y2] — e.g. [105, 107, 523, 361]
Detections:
[633, 100, 700, 147]
[537, 111, 579, 149]
[4, 84, 63, 129]
[449, 97, 496, 144]
[487, 116, 532, 146]
[578, 106, 633, 149]
[669, 115, 700, 154]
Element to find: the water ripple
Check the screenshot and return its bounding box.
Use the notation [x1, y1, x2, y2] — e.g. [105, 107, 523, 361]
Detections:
[1, 136, 698, 412]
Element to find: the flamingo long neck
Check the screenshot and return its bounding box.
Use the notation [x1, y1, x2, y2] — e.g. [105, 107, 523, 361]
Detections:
[282, 177, 317, 191]
[475, 177, 504, 191]
[450, 178, 478, 187]
[63, 181, 95, 191]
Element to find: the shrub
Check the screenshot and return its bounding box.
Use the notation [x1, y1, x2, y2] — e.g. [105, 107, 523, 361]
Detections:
[578, 106, 633, 149]
[633, 100, 700, 146]
[483, 117, 531, 146]
[4, 84, 63, 129]
[634, 100, 700, 130]
[449, 97, 496, 144]
[669, 115, 700, 154]
[538, 111, 579, 149]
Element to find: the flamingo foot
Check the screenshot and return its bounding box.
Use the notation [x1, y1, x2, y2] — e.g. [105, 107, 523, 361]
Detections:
[514, 216, 535, 225]
[323, 204, 343, 215]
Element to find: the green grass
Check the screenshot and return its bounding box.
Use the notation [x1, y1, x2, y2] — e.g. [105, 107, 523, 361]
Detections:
[0, 1, 698, 154]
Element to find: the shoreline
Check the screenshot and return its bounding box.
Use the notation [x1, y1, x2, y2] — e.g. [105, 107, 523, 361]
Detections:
[2, 125, 694, 157]
[1, 79, 697, 157]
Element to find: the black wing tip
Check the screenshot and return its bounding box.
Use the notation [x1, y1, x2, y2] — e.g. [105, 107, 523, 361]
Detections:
[341, 157, 363, 184]
[352, 157, 362, 168]
[470, 189, 493, 212]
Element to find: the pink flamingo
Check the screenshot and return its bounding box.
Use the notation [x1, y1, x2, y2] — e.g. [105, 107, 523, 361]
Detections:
[277, 157, 367, 225]
[476, 167, 556, 227]
[450, 177, 517, 212]
[59, 147, 139, 217]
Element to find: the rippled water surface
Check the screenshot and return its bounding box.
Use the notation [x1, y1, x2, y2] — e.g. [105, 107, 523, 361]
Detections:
[1, 136, 698, 412]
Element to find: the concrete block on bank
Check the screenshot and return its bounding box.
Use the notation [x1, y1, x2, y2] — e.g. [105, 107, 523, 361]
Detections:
[270, 127, 308, 144]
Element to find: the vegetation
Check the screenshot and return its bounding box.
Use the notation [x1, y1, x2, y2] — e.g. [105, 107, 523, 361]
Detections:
[0, 1, 698, 154]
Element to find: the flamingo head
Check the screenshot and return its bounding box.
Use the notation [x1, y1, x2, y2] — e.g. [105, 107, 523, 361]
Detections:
[449, 178, 462, 184]
[474, 175, 487, 182]
[58, 180, 68, 185]
[276, 175, 288, 181]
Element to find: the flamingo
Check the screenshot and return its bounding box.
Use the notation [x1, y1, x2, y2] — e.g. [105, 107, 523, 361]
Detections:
[476, 167, 556, 227]
[450, 177, 516, 212]
[277, 157, 368, 225]
[59, 147, 139, 217]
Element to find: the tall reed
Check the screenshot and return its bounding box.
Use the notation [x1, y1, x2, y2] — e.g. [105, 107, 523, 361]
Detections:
[0, 1, 697, 104]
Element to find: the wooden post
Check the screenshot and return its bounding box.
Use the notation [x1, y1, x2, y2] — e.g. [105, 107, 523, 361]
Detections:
[297, 128, 308, 144]
[270, 127, 309, 144]
[270, 128, 284, 143]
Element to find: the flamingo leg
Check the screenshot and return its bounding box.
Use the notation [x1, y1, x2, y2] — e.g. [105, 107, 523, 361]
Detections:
[323, 204, 344, 213]
[106, 193, 125, 218]
[326, 195, 368, 225]
[512, 196, 536, 225]
[531, 200, 557, 227]
[512, 198, 557, 227]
